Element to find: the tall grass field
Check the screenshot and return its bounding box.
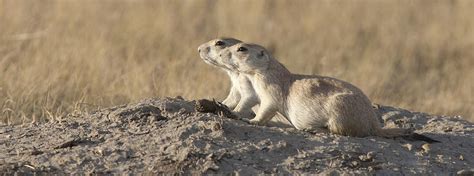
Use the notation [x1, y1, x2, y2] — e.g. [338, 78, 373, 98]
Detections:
[1, 0, 473, 124]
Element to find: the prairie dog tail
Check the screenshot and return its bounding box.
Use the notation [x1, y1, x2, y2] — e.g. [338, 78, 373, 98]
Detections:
[376, 128, 440, 143]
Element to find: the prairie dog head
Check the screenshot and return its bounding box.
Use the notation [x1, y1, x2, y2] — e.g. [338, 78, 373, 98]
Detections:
[198, 38, 242, 70]
[219, 43, 271, 74]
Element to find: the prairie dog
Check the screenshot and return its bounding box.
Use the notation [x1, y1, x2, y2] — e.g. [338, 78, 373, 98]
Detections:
[198, 38, 244, 110]
[218, 42, 425, 138]
[198, 38, 292, 127]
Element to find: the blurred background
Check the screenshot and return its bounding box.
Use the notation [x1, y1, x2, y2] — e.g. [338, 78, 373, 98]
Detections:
[1, 0, 473, 124]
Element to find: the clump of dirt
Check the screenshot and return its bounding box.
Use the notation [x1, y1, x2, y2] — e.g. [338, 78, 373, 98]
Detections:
[1, 97, 473, 175]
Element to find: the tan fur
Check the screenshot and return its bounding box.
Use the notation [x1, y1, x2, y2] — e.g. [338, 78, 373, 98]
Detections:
[198, 38, 242, 109]
[198, 39, 292, 128]
[219, 42, 411, 137]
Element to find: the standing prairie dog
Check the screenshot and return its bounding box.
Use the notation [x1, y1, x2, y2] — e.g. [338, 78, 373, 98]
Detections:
[198, 38, 262, 119]
[198, 38, 246, 110]
[198, 38, 292, 127]
[218, 42, 435, 139]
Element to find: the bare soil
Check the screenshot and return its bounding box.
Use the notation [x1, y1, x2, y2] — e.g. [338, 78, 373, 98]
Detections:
[1, 97, 473, 175]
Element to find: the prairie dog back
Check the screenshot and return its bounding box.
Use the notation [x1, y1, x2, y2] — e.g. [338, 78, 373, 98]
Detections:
[218, 42, 434, 140]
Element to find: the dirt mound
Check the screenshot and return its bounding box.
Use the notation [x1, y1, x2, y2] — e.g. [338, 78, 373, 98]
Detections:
[1, 97, 473, 175]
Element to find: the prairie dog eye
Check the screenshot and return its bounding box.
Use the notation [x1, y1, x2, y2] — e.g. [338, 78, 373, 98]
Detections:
[215, 41, 225, 46]
[237, 47, 247, 52]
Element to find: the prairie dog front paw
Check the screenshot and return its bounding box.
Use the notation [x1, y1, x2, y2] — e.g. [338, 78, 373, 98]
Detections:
[240, 118, 263, 126]
[249, 118, 265, 125]
[234, 110, 255, 119]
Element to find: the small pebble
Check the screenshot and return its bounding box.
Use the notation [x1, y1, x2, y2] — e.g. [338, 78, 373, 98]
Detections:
[457, 169, 474, 176]
[421, 143, 430, 153]
[359, 151, 375, 162]
[402, 143, 413, 151]
[96, 148, 105, 156]
[367, 151, 376, 159]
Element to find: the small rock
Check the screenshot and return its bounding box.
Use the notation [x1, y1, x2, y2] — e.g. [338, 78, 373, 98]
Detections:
[96, 147, 105, 156]
[459, 155, 464, 161]
[457, 169, 474, 176]
[359, 151, 375, 162]
[403, 143, 413, 151]
[351, 161, 359, 167]
[421, 143, 430, 153]
[367, 152, 376, 159]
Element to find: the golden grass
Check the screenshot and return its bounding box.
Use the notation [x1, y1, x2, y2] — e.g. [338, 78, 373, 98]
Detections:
[1, 0, 473, 124]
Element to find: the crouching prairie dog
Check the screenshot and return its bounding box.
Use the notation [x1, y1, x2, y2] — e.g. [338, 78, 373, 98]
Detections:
[218, 42, 438, 141]
[198, 38, 292, 127]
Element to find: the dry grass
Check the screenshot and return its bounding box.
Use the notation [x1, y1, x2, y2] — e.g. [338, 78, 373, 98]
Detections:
[1, 0, 473, 124]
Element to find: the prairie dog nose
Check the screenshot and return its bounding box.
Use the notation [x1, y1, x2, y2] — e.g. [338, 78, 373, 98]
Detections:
[197, 45, 204, 53]
[198, 45, 209, 53]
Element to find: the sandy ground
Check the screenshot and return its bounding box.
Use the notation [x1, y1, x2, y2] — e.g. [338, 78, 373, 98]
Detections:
[1, 97, 473, 175]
